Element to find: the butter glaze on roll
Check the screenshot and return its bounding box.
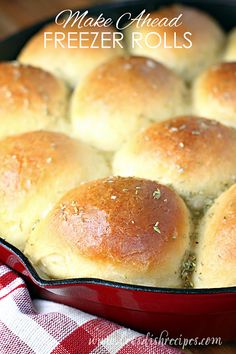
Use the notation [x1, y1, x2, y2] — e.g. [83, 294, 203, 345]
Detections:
[25, 176, 191, 287]
[0, 62, 69, 138]
[194, 184, 236, 288]
[18, 21, 124, 87]
[70, 56, 189, 151]
[124, 5, 225, 81]
[113, 116, 236, 210]
[0, 131, 109, 251]
[193, 62, 236, 127]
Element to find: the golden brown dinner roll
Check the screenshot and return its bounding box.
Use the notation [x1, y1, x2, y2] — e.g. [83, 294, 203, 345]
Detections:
[70, 56, 189, 151]
[18, 21, 124, 87]
[124, 5, 225, 81]
[193, 62, 236, 127]
[0, 131, 109, 251]
[113, 116, 236, 210]
[25, 176, 191, 287]
[224, 28, 236, 61]
[194, 184, 236, 288]
[0, 62, 69, 139]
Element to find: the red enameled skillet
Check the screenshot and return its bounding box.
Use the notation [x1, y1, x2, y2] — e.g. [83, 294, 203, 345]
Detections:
[0, 0, 236, 341]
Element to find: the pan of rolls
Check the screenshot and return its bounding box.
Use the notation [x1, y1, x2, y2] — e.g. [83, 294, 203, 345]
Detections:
[0, 0, 236, 341]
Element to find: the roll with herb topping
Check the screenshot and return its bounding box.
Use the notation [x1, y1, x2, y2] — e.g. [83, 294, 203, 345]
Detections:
[124, 4, 225, 82]
[193, 62, 236, 127]
[0, 62, 69, 139]
[0, 131, 109, 251]
[25, 176, 191, 287]
[113, 116, 236, 210]
[70, 56, 189, 151]
[18, 21, 124, 87]
[194, 184, 236, 288]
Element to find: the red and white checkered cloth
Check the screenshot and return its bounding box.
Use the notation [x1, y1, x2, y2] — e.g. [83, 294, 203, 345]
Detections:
[0, 262, 184, 354]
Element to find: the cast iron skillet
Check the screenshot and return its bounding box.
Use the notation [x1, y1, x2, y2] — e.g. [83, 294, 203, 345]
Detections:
[0, 0, 236, 341]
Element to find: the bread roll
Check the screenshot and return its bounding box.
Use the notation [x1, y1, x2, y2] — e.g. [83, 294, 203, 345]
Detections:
[0, 62, 69, 139]
[18, 21, 124, 87]
[113, 116, 236, 210]
[25, 176, 191, 287]
[70, 56, 189, 151]
[224, 28, 236, 61]
[0, 131, 109, 251]
[194, 184, 236, 288]
[193, 62, 236, 127]
[124, 5, 225, 81]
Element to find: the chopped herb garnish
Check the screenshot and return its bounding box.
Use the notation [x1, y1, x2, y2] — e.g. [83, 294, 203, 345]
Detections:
[153, 221, 161, 233]
[192, 130, 200, 135]
[181, 254, 196, 288]
[153, 188, 161, 200]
